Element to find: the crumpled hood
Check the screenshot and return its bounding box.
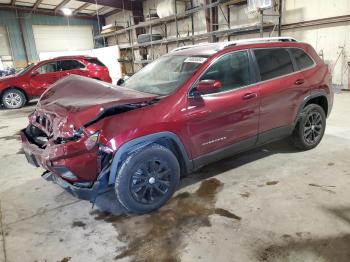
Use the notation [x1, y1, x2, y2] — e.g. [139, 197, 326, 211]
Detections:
[33, 75, 158, 138]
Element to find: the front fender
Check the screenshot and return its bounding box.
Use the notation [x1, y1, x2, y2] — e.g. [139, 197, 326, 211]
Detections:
[108, 131, 192, 185]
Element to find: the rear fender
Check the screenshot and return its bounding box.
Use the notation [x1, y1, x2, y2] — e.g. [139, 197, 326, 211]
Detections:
[295, 90, 329, 123]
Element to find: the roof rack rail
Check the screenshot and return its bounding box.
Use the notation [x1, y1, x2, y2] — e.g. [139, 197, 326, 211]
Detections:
[222, 36, 297, 49]
[170, 37, 297, 53]
[170, 43, 216, 53]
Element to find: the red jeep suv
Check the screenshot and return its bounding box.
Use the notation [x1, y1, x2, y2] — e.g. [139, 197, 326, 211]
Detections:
[0, 56, 112, 109]
[21, 37, 333, 213]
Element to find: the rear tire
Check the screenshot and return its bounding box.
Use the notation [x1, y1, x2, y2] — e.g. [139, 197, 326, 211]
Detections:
[1, 89, 27, 109]
[115, 144, 180, 214]
[290, 104, 326, 150]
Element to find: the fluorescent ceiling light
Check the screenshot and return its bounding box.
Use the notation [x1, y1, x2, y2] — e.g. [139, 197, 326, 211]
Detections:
[62, 8, 73, 16]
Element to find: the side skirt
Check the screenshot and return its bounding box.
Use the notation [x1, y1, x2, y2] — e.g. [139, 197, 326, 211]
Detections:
[191, 124, 295, 171]
[256, 124, 295, 146]
[192, 136, 257, 171]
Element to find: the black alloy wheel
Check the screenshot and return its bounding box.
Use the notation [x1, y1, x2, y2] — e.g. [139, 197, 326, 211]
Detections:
[130, 158, 172, 205]
[115, 144, 180, 213]
[303, 111, 323, 145]
[290, 104, 326, 150]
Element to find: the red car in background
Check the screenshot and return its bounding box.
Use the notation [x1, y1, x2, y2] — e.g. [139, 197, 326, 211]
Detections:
[0, 56, 112, 109]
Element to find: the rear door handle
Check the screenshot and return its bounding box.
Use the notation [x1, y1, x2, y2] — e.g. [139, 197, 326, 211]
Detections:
[242, 92, 258, 100]
[295, 79, 305, 85]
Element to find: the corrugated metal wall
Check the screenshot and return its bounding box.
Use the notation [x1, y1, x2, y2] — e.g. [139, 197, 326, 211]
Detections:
[0, 10, 26, 66]
[0, 10, 100, 67]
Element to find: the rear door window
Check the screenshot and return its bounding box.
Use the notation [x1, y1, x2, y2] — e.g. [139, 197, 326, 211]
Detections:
[254, 48, 294, 81]
[59, 60, 85, 71]
[290, 48, 314, 70]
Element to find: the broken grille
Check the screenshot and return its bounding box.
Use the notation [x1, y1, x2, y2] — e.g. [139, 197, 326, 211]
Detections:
[33, 112, 53, 137]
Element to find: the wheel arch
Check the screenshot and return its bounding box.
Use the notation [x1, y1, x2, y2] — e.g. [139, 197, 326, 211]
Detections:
[1, 86, 29, 102]
[296, 91, 328, 123]
[108, 132, 193, 185]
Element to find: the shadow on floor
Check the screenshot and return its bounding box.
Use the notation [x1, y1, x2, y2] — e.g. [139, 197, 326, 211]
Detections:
[258, 234, 350, 262]
[327, 206, 350, 226]
[0, 101, 36, 117]
[93, 139, 298, 215]
[257, 206, 350, 261]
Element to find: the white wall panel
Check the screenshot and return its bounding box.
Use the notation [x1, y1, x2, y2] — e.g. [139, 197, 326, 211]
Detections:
[32, 25, 94, 53]
[0, 26, 10, 56]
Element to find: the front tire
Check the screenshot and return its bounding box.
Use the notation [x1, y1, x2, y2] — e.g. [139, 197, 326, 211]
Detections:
[1, 89, 27, 109]
[290, 104, 326, 150]
[115, 144, 180, 214]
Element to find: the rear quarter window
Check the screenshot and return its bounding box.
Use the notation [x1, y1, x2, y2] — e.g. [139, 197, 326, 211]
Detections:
[254, 48, 294, 81]
[59, 60, 85, 71]
[85, 58, 105, 67]
[290, 48, 315, 70]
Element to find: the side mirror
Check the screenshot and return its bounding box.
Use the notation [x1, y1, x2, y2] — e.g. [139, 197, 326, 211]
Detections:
[116, 78, 124, 86]
[31, 71, 39, 77]
[116, 76, 129, 86]
[194, 79, 222, 95]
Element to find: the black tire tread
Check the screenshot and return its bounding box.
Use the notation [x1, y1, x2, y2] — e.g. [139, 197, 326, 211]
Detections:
[290, 104, 326, 150]
[115, 143, 180, 214]
[1, 88, 27, 109]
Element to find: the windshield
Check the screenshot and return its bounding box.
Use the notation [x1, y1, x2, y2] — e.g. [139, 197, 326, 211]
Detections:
[16, 63, 35, 76]
[122, 55, 207, 95]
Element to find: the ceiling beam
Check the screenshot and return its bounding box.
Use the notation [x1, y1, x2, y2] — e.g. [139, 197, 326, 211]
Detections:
[103, 8, 122, 18]
[73, 2, 91, 15]
[79, 0, 141, 11]
[0, 3, 98, 20]
[54, 0, 71, 13]
[32, 0, 44, 11]
[91, 6, 110, 16]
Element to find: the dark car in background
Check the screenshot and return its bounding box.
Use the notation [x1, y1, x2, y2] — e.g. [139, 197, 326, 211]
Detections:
[0, 56, 112, 109]
[0, 67, 16, 77]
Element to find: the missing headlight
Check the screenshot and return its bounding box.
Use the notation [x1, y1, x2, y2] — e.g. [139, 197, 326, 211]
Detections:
[84, 132, 100, 150]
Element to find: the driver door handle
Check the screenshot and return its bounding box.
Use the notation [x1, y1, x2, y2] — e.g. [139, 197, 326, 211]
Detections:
[242, 92, 258, 100]
[295, 79, 305, 85]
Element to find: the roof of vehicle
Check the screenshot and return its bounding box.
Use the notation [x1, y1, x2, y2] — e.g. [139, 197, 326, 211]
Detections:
[52, 55, 95, 60]
[33, 56, 98, 65]
[170, 37, 304, 56]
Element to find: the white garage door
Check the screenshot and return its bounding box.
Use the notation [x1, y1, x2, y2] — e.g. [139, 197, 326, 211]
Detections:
[0, 26, 11, 56]
[0, 26, 13, 68]
[32, 25, 94, 54]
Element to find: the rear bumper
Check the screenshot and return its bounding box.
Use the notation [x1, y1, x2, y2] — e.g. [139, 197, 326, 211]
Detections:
[327, 91, 334, 117]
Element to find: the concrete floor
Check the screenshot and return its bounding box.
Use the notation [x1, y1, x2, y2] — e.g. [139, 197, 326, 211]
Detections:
[0, 93, 349, 262]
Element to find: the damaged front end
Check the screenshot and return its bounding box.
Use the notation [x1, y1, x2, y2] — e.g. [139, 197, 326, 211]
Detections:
[20, 119, 112, 201]
[20, 76, 160, 202]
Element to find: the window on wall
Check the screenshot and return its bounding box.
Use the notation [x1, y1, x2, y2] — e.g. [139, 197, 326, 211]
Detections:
[59, 60, 85, 71]
[37, 62, 58, 74]
[290, 48, 314, 70]
[254, 48, 294, 81]
[200, 51, 252, 93]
